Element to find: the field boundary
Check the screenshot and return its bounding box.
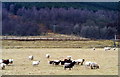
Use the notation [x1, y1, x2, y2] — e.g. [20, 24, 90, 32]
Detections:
[1, 37, 91, 41]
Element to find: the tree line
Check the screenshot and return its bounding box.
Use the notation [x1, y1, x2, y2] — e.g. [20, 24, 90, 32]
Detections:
[2, 3, 119, 39]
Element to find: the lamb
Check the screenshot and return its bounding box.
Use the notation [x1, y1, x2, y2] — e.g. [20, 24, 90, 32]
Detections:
[0, 63, 6, 70]
[104, 47, 111, 51]
[46, 54, 50, 58]
[29, 55, 34, 60]
[32, 61, 40, 66]
[64, 61, 76, 70]
[74, 59, 85, 65]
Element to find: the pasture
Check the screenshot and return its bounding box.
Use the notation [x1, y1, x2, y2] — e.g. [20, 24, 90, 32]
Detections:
[2, 40, 114, 48]
[1, 48, 118, 75]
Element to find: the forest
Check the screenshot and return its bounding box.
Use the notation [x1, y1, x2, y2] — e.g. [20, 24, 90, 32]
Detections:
[2, 2, 119, 39]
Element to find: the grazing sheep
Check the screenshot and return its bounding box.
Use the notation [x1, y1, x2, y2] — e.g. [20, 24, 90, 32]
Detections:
[104, 47, 111, 51]
[85, 61, 99, 69]
[53, 60, 61, 65]
[49, 60, 61, 65]
[60, 59, 72, 65]
[90, 62, 99, 69]
[2, 59, 14, 65]
[0, 63, 6, 70]
[46, 54, 50, 58]
[29, 55, 34, 60]
[9, 59, 14, 64]
[49, 61, 54, 64]
[74, 59, 85, 65]
[64, 61, 76, 70]
[32, 61, 40, 66]
[84, 61, 92, 67]
[60, 60, 66, 65]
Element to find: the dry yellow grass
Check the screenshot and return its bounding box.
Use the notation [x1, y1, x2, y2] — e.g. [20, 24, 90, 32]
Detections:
[1, 48, 118, 75]
[2, 40, 114, 48]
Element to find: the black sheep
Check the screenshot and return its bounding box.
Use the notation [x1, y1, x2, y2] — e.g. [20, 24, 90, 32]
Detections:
[2, 59, 13, 65]
[64, 61, 76, 70]
[49, 60, 61, 65]
[49, 61, 54, 64]
[53, 60, 61, 65]
[60, 59, 72, 65]
[60, 61, 65, 65]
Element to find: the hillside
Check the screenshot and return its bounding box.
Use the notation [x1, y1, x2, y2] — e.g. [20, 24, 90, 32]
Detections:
[2, 2, 118, 39]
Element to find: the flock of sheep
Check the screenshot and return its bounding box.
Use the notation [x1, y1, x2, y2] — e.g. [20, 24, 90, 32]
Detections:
[29, 54, 99, 70]
[0, 47, 116, 70]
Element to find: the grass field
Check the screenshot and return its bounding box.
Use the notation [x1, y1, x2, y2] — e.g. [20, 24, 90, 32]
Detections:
[1, 48, 118, 75]
[2, 40, 114, 48]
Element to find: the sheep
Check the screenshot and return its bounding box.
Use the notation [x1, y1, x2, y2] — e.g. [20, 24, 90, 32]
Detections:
[104, 47, 111, 51]
[49, 61, 54, 64]
[46, 54, 50, 58]
[32, 61, 40, 66]
[60, 59, 72, 65]
[0, 59, 3, 64]
[2, 59, 14, 65]
[53, 60, 61, 65]
[0, 63, 6, 70]
[90, 62, 99, 69]
[64, 61, 76, 70]
[60, 60, 66, 65]
[84, 61, 99, 69]
[93, 47, 95, 50]
[28, 55, 34, 60]
[67, 56, 72, 60]
[74, 59, 85, 65]
[49, 60, 61, 65]
[9, 59, 14, 64]
[84, 61, 92, 68]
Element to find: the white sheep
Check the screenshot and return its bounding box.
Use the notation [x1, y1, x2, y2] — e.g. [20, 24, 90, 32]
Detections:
[67, 56, 72, 60]
[32, 61, 40, 66]
[0, 63, 6, 70]
[90, 62, 99, 69]
[93, 47, 95, 50]
[84, 61, 92, 68]
[9, 59, 14, 64]
[29, 55, 34, 60]
[104, 47, 111, 51]
[84, 61, 99, 69]
[46, 54, 50, 58]
[0, 59, 3, 64]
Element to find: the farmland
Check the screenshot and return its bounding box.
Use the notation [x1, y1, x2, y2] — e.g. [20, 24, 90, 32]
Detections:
[1, 48, 118, 75]
[2, 40, 114, 48]
[1, 34, 118, 75]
